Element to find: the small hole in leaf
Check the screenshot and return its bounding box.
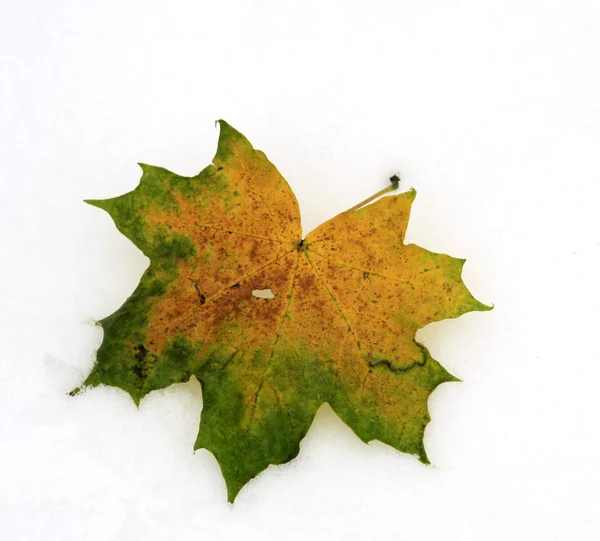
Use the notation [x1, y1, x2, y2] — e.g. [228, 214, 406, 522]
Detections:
[252, 288, 275, 299]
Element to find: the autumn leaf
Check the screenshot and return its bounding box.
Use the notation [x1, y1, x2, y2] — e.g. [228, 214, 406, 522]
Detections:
[81, 121, 490, 501]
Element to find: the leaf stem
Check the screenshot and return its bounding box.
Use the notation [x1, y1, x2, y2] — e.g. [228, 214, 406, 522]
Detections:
[346, 174, 401, 212]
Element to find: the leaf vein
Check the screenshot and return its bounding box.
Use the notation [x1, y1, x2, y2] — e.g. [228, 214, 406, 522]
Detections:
[304, 252, 363, 357]
[249, 252, 301, 424]
[166, 249, 293, 337]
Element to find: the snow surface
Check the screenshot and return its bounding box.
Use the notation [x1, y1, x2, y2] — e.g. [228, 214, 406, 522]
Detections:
[1, 1, 599, 540]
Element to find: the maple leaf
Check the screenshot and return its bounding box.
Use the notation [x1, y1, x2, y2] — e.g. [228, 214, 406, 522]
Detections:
[81, 121, 490, 501]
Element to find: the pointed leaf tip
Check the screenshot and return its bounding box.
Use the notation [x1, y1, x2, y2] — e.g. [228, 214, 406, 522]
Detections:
[478, 301, 494, 312]
[68, 386, 81, 397]
[216, 119, 242, 138]
[405, 187, 417, 201]
[84, 198, 105, 208]
[215, 119, 235, 133]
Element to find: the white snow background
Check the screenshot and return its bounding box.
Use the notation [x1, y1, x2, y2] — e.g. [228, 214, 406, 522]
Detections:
[1, 1, 599, 540]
